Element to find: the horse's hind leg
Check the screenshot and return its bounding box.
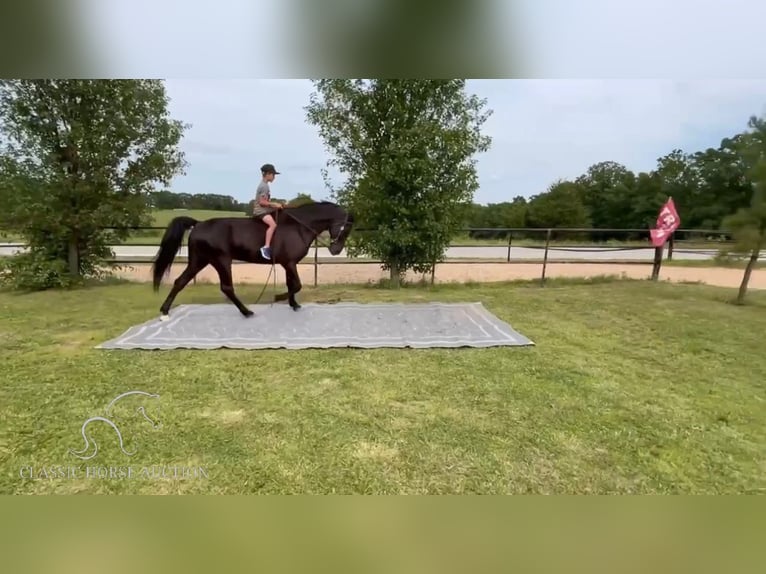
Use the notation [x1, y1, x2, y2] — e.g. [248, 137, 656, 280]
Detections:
[159, 254, 207, 320]
[274, 291, 289, 303]
[210, 257, 253, 317]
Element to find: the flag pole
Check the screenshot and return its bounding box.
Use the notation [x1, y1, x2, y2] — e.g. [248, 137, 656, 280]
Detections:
[651, 241, 664, 280]
[666, 196, 675, 261]
[650, 196, 671, 281]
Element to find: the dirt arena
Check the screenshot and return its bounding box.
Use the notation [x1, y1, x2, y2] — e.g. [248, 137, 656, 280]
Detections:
[115, 261, 766, 291]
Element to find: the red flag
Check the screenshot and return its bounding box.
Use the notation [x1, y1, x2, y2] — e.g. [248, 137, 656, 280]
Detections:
[650, 198, 680, 247]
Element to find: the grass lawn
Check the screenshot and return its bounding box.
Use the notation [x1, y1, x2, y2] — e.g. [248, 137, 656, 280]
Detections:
[664, 258, 765, 270]
[1, 277, 765, 494]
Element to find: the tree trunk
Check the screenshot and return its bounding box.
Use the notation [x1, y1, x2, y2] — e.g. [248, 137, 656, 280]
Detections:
[67, 234, 80, 278]
[389, 260, 401, 288]
[736, 247, 761, 304]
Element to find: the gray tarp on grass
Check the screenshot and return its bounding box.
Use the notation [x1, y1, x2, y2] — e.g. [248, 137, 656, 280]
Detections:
[96, 302, 534, 350]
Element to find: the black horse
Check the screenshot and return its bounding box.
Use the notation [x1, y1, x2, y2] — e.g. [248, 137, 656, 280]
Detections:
[151, 201, 354, 319]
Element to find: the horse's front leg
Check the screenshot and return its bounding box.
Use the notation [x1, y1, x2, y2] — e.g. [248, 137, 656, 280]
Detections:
[283, 261, 302, 310]
[273, 263, 290, 303]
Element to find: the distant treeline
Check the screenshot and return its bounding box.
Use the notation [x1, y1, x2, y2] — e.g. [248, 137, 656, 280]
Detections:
[147, 190, 251, 212]
[150, 129, 752, 243]
[146, 190, 313, 214]
[463, 132, 752, 241]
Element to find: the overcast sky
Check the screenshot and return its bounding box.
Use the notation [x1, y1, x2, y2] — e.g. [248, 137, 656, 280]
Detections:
[163, 79, 766, 205]
[72, 0, 766, 205]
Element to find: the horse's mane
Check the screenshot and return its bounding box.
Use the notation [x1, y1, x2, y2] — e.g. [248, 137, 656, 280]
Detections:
[286, 200, 340, 214]
[291, 200, 337, 207]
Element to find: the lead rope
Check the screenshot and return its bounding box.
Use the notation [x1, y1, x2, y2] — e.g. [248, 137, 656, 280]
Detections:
[253, 263, 274, 305]
[253, 209, 294, 306]
[272, 259, 277, 305]
[252, 208, 346, 306]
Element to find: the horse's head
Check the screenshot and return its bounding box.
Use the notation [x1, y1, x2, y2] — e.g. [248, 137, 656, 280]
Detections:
[327, 207, 354, 255]
[288, 201, 354, 255]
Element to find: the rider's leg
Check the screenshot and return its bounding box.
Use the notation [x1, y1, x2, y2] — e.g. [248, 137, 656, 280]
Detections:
[264, 214, 276, 247]
[260, 214, 277, 259]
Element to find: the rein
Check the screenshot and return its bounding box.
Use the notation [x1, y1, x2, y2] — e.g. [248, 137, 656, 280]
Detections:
[252, 207, 349, 306]
[279, 208, 349, 248]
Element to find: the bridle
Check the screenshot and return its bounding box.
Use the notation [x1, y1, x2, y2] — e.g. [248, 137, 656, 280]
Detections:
[331, 212, 352, 242]
[280, 209, 351, 248]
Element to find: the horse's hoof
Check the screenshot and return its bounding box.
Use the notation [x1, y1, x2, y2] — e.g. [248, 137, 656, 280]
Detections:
[243, 310, 255, 318]
[159, 314, 169, 322]
[291, 305, 301, 311]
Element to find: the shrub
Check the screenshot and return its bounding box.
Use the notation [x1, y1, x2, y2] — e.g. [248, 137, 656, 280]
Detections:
[0, 246, 117, 291]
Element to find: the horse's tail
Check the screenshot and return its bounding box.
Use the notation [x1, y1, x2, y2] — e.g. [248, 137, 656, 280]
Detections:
[152, 216, 198, 291]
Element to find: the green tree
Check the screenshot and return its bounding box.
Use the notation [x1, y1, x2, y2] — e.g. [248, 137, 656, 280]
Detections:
[575, 161, 636, 230]
[0, 80, 187, 289]
[460, 202, 487, 229]
[147, 189, 179, 210]
[488, 197, 528, 229]
[630, 171, 666, 228]
[722, 115, 766, 305]
[654, 149, 700, 228]
[690, 137, 753, 230]
[464, 197, 528, 239]
[305, 79, 492, 286]
[525, 180, 591, 231]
